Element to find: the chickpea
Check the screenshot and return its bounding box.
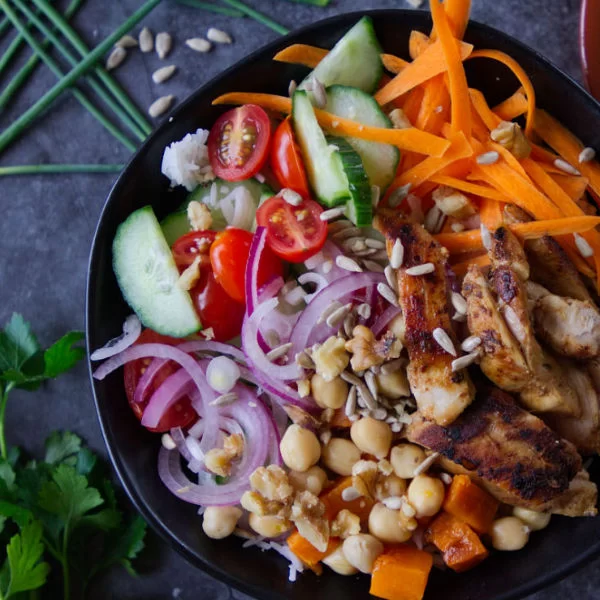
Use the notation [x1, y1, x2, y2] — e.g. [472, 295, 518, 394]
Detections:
[375, 370, 410, 399]
[350, 417, 392, 459]
[311, 374, 348, 409]
[375, 474, 407, 502]
[407, 474, 445, 518]
[390, 444, 426, 479]
[280, 424, 321, 472]
[512, 507, 551, 531]
[342, 534, 384, 574]
[202, 506, 242, 539]
[322, 438, 361, 476]
[288, 466, 328, 496]
[249, 514, 292, 538]
[368, 503, 412, 543]
[322, 545, 358, 575]
[491, 517, 530, 551]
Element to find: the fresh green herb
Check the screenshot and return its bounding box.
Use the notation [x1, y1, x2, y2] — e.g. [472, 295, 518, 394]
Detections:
[31, 0, 152, 137]
[0, 0, 161, 155]
[0, 164, 124, 175]
[219, 0, 290, 35]
[175, 0, 244, 16]
[0, 315, 147, 599]
[0, 0, 84, 112]
[0, 1, 138, 152]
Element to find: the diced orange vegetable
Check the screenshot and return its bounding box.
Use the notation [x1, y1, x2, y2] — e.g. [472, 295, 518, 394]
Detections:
[320, 477, 374, 522]
[212, 92, 451, 157]
[381, 53, 410, 75]
[287, 531, 339, 567]
[370, 545, 433, 600]
[409, 30, 432, 59]
[273, 44, 328, 68]
[375, 39, 473, 106]
[442, 475, 499, 534]
[493, 90, 528, 121]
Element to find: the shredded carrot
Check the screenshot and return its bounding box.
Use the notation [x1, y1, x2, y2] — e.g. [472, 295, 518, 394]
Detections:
[435, 230, 483, 253]
[451, 253, 490, 276]
[375, 39, 473, 106]
[467, 49, 536, 137]
[531, 142, 560, 166]
[430, 0, 471, 136]
[443, 0, 472, 39]
[479, 197, 504, 229]
[493, 90, 528, 121]
[402, 86, 426, 125]
[430, 175, 508, 201]
[415, 76, 450, 135]
[489, 141, 528, 179]
[409, 30, 432, 59]
[212, 92, 451, 156]
[470, 102, 493, 143]
[273, 44, 328, 68]
[381, 53, 410, 75]
[469, 88, 501, 131]
[550, 173, 590, 202]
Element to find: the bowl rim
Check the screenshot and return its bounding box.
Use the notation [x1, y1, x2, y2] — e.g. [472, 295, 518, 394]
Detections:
[86, 8, 600, 600]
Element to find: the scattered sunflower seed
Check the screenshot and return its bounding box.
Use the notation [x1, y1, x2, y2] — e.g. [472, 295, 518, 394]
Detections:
[390, 239, 404, 269]
[372, 408, 387, 421]
[161, 433, 176, 450]
[384, 265, 398, 293]
[152, 64, 177, 84]
[391, 422, 403, 433]
[327, 219, 353, 233]
[365, 238, 385, 250]
[336, 255, 363, 272]
[451, 292, 468, 315]
[461, 335, 481, 352]
[451, 222, 465, 233]
[148, 95, 174, 118]
[401, 500, 417, 517]
[433, 327, 457, 356]
[381, 358, 406, 375]
[382, 496, 403, 510]
[371, 185, 381, 208]
[320, 429, 332, 445]
[480, 223, 492, 251]
[322, 260, 333, 274]
[284, 285, 306, 306]
[451, 350, 480, 372]
[554, 158, 581, 175]
[281, 188, 303, 206]
[265, 329, 281, 349]
[288, 80, 297, 97]
[105, 46, 126, 70]
[579, 147, 596, 164]
[326, 303, 353, 328]
[295, 350, 314, 369]
[266, 343, 293, 362]
[209, 392, 238, 407]
[320, 206, 347, 221]
[362, 260, 385, 273]
[139, 26, 153, 53]
[318, 300, 343, 325]
[345, 385, 357, 417]
[341, 486, 361, 501]
[156, 32, 172, 59]
[186, 37, 212, 53]
[364, 371, 379, 399]
[413, 452, 440, 476]
[574, 233, 594, 258]
[440, 472, 453, 485]
[343, 312, 357, 338]
[331, 226, 360, 240]
[387, 184, 412, 208]
[424, 205, 443, 233]
[377, 282, 399, 306]
[115, 34, 138, 48]
[357, 303, 372, 320]
[311, 77, 327, 109]
[405, 263, 435, 276]
[207, 27, 232, 44]
[476, 151, 499, 165]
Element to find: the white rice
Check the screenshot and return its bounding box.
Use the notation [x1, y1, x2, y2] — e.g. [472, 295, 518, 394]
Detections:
[161, 128, 214, 191]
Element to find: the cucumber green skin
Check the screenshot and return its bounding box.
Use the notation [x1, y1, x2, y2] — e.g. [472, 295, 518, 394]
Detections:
[113, 206, 201, 338]
[325, 85, 400, 192]
[299, 17, 383, 94]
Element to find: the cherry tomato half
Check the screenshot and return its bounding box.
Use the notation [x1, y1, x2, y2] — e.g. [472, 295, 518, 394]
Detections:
[124, 329, 197, 432]
[256, 196, 327, 263]
[172, 230, 217, 268]
[207, 105, 271, 182]
[271, 118, 310, 198]
[210, 228, 283, 303]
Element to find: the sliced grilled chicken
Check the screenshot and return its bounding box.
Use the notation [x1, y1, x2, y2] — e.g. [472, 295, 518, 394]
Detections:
[375, 210, 474, 425]
[526, 282, 600, 359]
[407, 386, 593, 515]
[503, 204, 593, 302]
[488, 225, 530, 281]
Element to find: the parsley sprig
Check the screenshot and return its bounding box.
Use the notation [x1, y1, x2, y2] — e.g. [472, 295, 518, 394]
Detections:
[0, 314, 147, 599]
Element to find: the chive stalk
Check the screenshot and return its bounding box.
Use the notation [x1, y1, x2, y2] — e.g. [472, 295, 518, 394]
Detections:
[219, 0, 290, 35]
[0, 164, 124, 175]
[0, 0, 162, 154]
[0, 0, 84, 111]
[0, 0, 137, 151]
[31, 0, 152, 136]
[175, 0, 243, 16]
[10, 0, 146, 142]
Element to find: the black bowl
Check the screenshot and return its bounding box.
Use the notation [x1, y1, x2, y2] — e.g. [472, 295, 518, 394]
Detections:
[87, 9, 600, 600]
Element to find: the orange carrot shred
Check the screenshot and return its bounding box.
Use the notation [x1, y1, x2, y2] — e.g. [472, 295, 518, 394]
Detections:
[550, 174, 590, 202]
[489, 141, 528, 179]
[402, 86, 426, 125]
[479, 197, 504, 229]
[443, 0, 472, 39]
[469, 88, 501, 131]
[493, 90, 528, 121]
[381, 53, 410, 75]
[430, 175, 508, 202]
[273, 44, 328, 68]
[415, 75, 450, 135]
[409, 30, 432, 59]
[451, 253, 490, 276]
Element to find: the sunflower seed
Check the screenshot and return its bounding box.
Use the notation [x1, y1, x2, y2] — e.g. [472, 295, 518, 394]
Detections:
[161, 433, 176, 450]
[476, 151, 499, 165]
[579, 147, 596, 163]
[326, 303, 353, 328]
[295, 350, 314, 369]
[424, 205, 443, 233]
[343, 312, 357, 338]
[451, 292, 468, 315]
[451, 222, 465, 233]
[312, 77, 327, 109]
[384, 265, 398, 293]
[391, 422, 403, 433]
[336, 255, 362, 272]
[364, 370, 379, 399]
[207, 27, 232, 44]
[433, 327, 457, 356]
[322, 260, 333, 274]
[405, 263, 435, 276]
[148, 95, 174, 117]
[362, 260, 385, 273]
[209, 392, 238, 406]
[345, 385, 357, 417]
[390, 239, 404, 269]
[265, 329, 281, 349]
[284, 285, 306, 306]
[357, 384, 376, 410]
[320, 429, 332, 445]
[377, 282, 399, 306]
[381, 358, 406, 375]
[280, 188, 303, 207]
[318, 300, 343, 324]
[357, 303, 372, 320]
[328, 219, 353, 233]
[186, 37, 212, 53]
[372, 408, 388, 421]
[440, 472, 453, 485]
[401, 500, 417, 517]
[461, 335, 481, 352]
[139, 27, 153, 52]
[452, 312, 467, 322]
[152, 64, 177, 84]
[413, 452, 440, 476]
[105, 46, 126, 70]
[451, 350, 480, 372]
[554, 158, 581, 175]
[155, 32, 172, 59]
[331, 226, 360, 240]
[365, 238, 385, 250]
[341, 486, 361, 501]
[382, 496, 403, 510]
[371, 185, 381, 208]
[116, 34, 138, 48]
[288, 79, 298, 97]
[574, 233, 594, 258]
[388, 184, 412, 208]
[480, 223, 492, 250]
[320, 206, 346, 221]
[266, 342, 293, 362]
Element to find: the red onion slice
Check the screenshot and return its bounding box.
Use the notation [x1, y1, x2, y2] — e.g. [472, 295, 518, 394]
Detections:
[90, 314, 141, 361]
[371, 304, 403, 337]
[245, 226, 267, 312]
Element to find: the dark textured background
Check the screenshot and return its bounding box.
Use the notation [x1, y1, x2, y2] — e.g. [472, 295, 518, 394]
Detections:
[0, 0, 597, 598]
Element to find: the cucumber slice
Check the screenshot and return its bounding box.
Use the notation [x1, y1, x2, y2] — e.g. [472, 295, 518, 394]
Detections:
[299, 17, 383, 94]
[292, 90, 350, 207]
[328, 136, 372, 227]
[325, 85, 400, 192]
[160, 210, 190, 246]
[113, 206, 201, 337]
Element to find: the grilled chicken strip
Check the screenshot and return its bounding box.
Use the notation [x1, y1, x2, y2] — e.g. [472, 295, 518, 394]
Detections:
[375, 210, 474, 425]
[503, 204, 593, 302]
[526, 282, 600, 359]
[407, 386, 595, 516]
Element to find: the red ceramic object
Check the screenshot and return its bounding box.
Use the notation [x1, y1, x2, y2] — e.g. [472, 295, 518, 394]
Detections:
[580, 0, 600, 100]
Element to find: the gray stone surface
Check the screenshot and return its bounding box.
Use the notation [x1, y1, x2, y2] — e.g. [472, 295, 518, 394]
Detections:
[0, 0, 596, 598]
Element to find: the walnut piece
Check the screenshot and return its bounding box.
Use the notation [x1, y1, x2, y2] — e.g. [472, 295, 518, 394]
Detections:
[187, 200, 213, 231]
[490, 121, 531, 159]
[313, 336, 350, 382]
[351, 460, 379, 499]
[291, 491, 330, 552]
[250, 465, 294, 503]
[204, 433, 244, 477]
[346, 326, 403, 372]
[176, 256, 202, 291]
[432, 185, 476, 219]
[331, 509, 361, 539]
[240, 491, 287, 517]
[373, 330, 403, 362]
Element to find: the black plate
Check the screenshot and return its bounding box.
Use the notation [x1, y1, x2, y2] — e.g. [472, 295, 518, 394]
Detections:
[87, 10, 600, 600]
